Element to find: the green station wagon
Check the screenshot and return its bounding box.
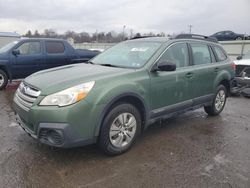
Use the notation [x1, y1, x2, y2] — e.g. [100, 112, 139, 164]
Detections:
[13, 34, 235, 155]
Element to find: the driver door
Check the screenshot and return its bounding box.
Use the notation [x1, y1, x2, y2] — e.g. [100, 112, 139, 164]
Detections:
[150, 42, 193, 116]
[11, 41, 44, 79]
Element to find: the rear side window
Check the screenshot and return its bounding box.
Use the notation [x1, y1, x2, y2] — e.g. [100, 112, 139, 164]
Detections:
[45, 41, 65, 54]
[158, 43, 189, 68]
[214, 46, 227, 61]
[190, 43, 211, 65]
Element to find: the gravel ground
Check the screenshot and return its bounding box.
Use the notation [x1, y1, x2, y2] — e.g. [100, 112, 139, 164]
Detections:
[0, 82, 249, 188]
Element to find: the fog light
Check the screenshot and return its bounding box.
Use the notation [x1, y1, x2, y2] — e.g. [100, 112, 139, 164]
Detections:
[47, 130, 64, 145]
[39, 129, 64, 146]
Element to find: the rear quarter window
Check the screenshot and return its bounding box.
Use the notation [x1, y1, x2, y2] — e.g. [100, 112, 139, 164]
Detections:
[214, 46, 227, 61]
[45, 41, 65, 54]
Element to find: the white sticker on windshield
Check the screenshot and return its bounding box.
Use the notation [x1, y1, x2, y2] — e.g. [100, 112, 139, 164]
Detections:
[131, 47, 148, 52]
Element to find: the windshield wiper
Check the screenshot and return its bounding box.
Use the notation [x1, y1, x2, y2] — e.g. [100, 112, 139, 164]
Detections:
[99, 64, 121, 68]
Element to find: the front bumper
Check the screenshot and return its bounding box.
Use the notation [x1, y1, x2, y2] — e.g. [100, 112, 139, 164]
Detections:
[13, 98, 105, 148]
[16, 114, 95, 147]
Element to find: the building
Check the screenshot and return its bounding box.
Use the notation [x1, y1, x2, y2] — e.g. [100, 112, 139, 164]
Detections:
[0, 32, 21, 48]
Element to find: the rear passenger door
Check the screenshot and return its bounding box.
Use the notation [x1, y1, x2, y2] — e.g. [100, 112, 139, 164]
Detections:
[43, 41, 70, 70]
[188, 42, 215, 104]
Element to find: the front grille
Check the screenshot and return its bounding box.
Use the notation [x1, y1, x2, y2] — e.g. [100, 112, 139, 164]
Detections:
[14, 82, 41, 111]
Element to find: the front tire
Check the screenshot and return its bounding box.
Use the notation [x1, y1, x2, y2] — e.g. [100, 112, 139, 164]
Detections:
[204, 85, 227, 116]
[0, 70, 8, 90]
[98, 103, 141, 155]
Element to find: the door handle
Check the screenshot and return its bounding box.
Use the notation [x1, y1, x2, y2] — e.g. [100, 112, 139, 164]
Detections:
[185, 72, 194, 78]
[214, 67, 220, 72]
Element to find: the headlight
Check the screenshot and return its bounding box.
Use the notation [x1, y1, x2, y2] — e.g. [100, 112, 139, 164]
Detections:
[39, 81, 95, 107]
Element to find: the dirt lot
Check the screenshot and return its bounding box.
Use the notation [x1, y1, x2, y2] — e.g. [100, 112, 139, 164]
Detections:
[0, 82, 249, 188]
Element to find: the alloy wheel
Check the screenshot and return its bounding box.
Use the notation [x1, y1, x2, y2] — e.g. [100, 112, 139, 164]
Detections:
[109, 113, 137, 148]
[215, 90, 226, 111]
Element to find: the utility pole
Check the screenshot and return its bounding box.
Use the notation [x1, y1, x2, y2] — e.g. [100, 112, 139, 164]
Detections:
[188, 25, 193, 34]
[130, 29, 133, 39]
[95, 29, 98, 42]
[123, 25, 126, 40]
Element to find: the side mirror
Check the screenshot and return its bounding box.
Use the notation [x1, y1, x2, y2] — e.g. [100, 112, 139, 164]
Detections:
[152, 61, 176, 72]
[236, 55, 242, 60]
[12, 49, 20, 56]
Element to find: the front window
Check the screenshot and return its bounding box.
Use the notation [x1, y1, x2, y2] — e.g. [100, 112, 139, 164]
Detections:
[0, 40, 19, 54]
[91, 41, 162, 68]
[17, 42, 41, 55]
[157, 43, 189, 68]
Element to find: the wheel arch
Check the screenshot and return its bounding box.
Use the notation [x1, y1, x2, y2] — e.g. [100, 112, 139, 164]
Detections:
[213, 70, 232, 95]
[94, 92, 150, 137]
[0, 65, 10, 79]
[218, 79, 230, 96]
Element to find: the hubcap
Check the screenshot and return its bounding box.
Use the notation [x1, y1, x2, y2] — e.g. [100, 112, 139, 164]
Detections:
[109, 113, 137, 148]
[215, 90, 226, 111]
[0, 74, 4, 87]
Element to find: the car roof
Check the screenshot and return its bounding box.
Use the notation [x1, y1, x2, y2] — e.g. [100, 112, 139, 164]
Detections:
[129, 35, 218, 44]
[0, 32, 21, 38]
[19, 38, 66, 42]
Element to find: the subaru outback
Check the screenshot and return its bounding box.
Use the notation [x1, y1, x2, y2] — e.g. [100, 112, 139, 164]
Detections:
[13, 34, 235, 155]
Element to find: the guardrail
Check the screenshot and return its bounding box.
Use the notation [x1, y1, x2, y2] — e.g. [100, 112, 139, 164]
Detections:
[73, 40, 250, 60]
[220, 40, 250, 60]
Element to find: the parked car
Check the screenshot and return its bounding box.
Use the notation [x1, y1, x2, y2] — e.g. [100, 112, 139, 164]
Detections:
[210, 31, 249, 41]
[231, 52, 250, 97]
[13, 34, 235, 155]
[0, 38, 99, 89]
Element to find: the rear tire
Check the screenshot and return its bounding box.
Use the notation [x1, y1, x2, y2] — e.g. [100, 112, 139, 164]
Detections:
[236, 37, 243, 40]
[98, 103, 141, 155]
[0, 70, 8, 90]
[204, 85, 227, 116]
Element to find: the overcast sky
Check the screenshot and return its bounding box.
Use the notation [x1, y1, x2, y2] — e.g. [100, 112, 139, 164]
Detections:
[0, 0, 249, 35]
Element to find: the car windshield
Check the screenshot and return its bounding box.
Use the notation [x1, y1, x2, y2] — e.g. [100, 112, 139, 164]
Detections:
[242, 52, 250, 59]
[91, 41, 162, 68]
[0, 40, 19, 54]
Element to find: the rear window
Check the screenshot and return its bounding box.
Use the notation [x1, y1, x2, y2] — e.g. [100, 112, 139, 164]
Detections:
[214, 46, 227, 61]
[45, 41, 65, 54]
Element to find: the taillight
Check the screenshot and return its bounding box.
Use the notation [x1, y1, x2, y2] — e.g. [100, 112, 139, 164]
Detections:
[231, 62, 236, 71]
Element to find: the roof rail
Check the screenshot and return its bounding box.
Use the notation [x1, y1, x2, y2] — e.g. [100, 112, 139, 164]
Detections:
[130, 36, 154, 40]
[174, 34, 218, 43]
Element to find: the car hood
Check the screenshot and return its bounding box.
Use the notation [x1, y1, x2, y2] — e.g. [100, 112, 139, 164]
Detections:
[25, 63, 133, 95]
[234, 59, 250, 66]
